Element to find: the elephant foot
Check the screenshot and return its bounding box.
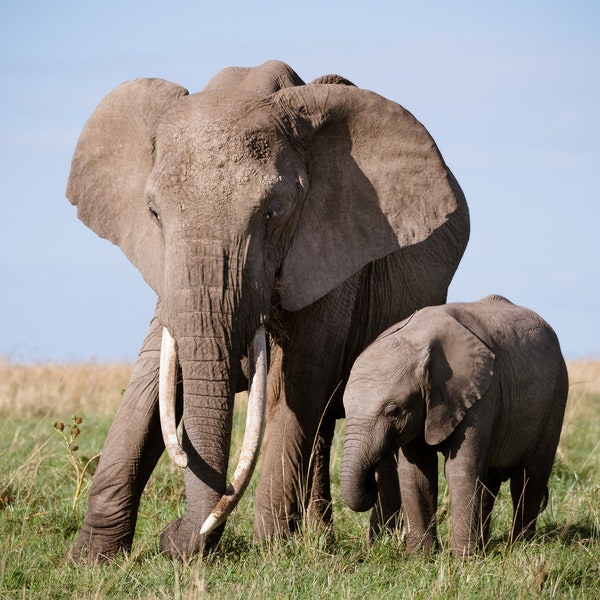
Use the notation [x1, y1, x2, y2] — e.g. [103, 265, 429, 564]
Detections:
[404, 526, 438, 556]
[405, 535, 438, 556]
[368, 507, 402, 543]
[252, 510, 301, 545]
[68, 528, 133, 564]
[307, 495, 333, 527]
[449, 536, 483, 558]
[159, 517, 224, 560]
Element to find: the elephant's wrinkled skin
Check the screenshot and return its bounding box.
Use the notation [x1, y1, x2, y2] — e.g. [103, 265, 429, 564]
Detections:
[341, 295, 568, 556]
[66, 60, 469, 560]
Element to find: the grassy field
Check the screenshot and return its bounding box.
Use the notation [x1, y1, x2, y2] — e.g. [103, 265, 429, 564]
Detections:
[0, 361, 598, 598]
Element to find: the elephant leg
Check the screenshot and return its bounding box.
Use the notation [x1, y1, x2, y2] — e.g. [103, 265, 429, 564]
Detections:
[368, 452, 402, 542]
[480, 469, 502, 550]
[254, 367, 325, 539]
[254, 346, 344, 540]
[444, 441, 491, 556]
[442, 403, 497, 557]
[70, 304, 177, 561]
[306, 407, 338, 531]
[444, 462, 482, 556]
[509, 465, 550, 542]
[254, 279, 358, 541]
[397, 437, 438, 553]
[510, 389, 566, 543]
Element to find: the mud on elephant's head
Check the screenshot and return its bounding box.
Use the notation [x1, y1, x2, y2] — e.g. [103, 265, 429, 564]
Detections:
[66, 60, 466, 557]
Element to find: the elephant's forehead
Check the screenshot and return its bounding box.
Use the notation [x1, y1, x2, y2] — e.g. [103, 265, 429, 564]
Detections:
[160, 115, 278, 162]
[152, 118, 285, 198]
[160, 92, 279, 157]
[351, 340, 417, 383]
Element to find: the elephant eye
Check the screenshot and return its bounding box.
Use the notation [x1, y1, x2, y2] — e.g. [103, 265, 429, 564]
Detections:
[383, 402, 403, 419]
[264, 200, 284, 221]
[148, 201, 161, 225]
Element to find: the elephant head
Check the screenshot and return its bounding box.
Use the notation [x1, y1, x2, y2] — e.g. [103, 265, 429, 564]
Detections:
[66, 60, 465, 556]
[340, 309, 495, 513]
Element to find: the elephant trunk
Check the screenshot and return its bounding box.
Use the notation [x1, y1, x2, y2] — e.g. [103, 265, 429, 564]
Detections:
[158, 239, 266, 557]
[158, 325, 267, 535]
[200, 325, 267, 535]
[340, 421, 381, 513]
[158, 311, 237, 556]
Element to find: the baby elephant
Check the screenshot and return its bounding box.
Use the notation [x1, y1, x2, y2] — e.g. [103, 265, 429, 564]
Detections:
[340, 295, 568, 556]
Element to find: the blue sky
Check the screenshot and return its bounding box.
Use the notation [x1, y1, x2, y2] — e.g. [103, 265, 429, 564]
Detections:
[1, 1, 598, 362]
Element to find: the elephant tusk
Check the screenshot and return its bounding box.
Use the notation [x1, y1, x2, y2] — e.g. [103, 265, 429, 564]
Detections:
[158, 327, 188, 469]
[200, 325, 268, 536]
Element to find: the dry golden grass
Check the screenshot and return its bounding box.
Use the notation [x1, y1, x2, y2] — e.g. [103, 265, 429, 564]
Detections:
[0, 361, 133, 417]
[0, 360, 597, 419]
[563, 361, 600, 434]
[566, 360, 600, 396]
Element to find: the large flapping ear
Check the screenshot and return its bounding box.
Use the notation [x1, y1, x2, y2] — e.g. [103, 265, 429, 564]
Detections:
[271, 83, 467, 311]
[66, 78, 188, 295]
[422, 311, 495, 446]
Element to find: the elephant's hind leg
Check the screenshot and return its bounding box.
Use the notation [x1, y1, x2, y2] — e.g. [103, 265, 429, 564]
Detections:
[509, 456, 555, 543]
[510, 374, 568, 544]
[508, 468, 546, 542]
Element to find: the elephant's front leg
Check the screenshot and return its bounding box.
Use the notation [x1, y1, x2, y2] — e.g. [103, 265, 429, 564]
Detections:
[368, 453, 402, 542]
[397, 437, 438, 553]
[70, 306, 172, 562]
[254, 347, 342, 540]
[254, 283, 356, 541]
[443, 429, 490, 557]
[306, 407, 337, 530]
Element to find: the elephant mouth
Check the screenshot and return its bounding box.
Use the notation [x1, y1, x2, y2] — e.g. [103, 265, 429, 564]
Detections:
[158, 325, 268, 534]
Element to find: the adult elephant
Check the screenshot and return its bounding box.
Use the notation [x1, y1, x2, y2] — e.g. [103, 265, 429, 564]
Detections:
[66, 60, 469, 560]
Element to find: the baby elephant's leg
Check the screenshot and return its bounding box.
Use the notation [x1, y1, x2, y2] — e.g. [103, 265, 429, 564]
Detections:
[397, 438, 438, 553]
[444, 423, 490, 557]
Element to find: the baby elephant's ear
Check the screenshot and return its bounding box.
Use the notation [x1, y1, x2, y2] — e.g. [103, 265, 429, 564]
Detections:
[424, 314, 495, 446]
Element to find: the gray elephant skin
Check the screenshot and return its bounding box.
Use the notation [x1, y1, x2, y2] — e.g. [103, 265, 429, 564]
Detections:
[341, 294, 568, 556]
[66, 60, 469, 560]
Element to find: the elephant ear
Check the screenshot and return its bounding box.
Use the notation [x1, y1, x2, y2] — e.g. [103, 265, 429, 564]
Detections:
[272, 84, 467, 311]
[66, 78, 189, 295]
[421, 311, 495, 446]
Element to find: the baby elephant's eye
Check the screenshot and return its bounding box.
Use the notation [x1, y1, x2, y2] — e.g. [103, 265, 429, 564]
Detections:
[383, 402, 403, 419]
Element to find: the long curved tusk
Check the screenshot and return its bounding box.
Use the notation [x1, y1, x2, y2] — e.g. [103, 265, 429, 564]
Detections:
[200, 325, 268, 535]
[159, 326, 188, 469]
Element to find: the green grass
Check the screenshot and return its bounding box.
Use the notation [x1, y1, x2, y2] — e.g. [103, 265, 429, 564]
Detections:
[0, 364, 599, 599]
